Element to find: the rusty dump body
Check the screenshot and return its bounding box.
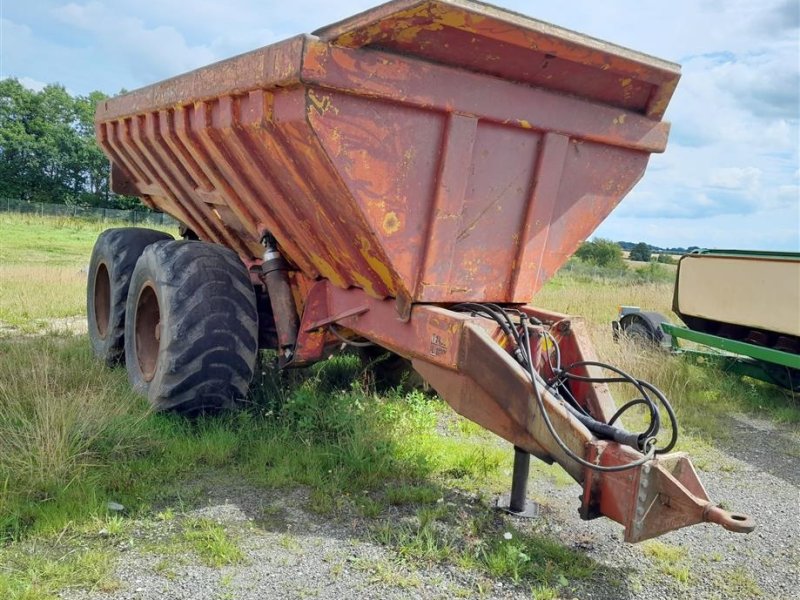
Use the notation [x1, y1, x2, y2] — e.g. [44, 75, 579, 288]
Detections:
[96, 0, 754, 542]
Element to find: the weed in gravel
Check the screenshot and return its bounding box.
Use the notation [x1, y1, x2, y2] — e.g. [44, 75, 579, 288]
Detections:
[181, 517, 245, 567]
[352, 556, 423, 589]
[373, 505, 456, 562]
[385, 483, 441, 506]
[278, 534, 302, 553]
[153, 558, 178, 580]
[75, 513, 131, 540]
[641, 541, 693, 584]
[715, 568, 763, 598]
[355, 496, 385, 518]
[477, 526, 594, 586]
[641, 540, 687, 563]
[0, 542, 118, 600]
[530, 585, 559, 600]
[372, 505, 595, 591]
[217, 573, 236, 600]
[156, 507, 176, 522]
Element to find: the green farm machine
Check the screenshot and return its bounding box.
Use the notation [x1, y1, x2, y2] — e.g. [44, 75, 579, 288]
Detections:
[615, 250, 800, 391]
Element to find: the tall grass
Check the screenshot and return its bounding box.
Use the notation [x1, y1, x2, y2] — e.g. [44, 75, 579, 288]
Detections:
[0, 213, 175, 332]
[0, 265, 87, 329]
[536, 259, 675, 324]
[0, 337, 510, 543]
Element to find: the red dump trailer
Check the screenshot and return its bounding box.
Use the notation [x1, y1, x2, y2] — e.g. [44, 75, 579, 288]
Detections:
[88, 0, 754, 542]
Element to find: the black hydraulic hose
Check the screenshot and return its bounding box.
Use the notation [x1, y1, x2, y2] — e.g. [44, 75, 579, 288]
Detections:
[551, 377, 593, 417]
[632, 380, 678, 454]
[608, 398, 650, 426]
[453, 303, 526, 364]
[554, 363, 661, 443]
[563, 401, 643, 449]
[520, 314, 655, 472]
[558, 361, 678, 454]
[485, 302, 526, 336]
[455, 303, 674, 469]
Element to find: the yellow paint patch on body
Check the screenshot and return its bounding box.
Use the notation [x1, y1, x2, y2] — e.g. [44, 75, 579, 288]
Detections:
[359, 244, 396, 293]
[350, 270, 379, 297]
[308, 252, 346, 288]
[382, 211, 401, 235]
[620, 77, 632, 87]
[518, 119, 532, 129]
[308, 91, 335, 116]
[612, 114, 627, 125]
[433, 5, 486, 31]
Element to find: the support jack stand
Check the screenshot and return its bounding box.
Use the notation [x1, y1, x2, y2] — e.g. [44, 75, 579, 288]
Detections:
[496, 446, 539, 518]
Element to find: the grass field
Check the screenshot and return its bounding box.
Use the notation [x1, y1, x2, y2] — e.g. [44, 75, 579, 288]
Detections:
[0, 214, 171, 331]
[0, 213, 797, 599]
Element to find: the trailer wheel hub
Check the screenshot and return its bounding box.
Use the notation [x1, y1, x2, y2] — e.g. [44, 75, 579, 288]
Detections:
[135, 284, 160, 382]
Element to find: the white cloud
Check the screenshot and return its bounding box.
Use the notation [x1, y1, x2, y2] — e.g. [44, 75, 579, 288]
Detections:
[52, 2, 218, 84]
[708, 167, 762, 191]
[16, 76, 47, 92]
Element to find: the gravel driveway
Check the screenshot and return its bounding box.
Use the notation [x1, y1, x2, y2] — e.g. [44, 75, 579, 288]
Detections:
[61, 413, 798, 600]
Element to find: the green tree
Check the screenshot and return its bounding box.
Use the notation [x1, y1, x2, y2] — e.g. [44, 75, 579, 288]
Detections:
[656, 253, 676, 264]
[0, 78, 38, 200]
[0, 78, 139, 208]
[629, 242, 652, 262]
[574, 238, 625, 267]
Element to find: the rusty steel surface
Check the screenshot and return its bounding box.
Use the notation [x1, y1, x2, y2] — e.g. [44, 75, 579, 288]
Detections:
[95, 0, 680, 308]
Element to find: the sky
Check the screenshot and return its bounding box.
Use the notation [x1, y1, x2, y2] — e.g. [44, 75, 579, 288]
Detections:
[1, 0, 798, 251]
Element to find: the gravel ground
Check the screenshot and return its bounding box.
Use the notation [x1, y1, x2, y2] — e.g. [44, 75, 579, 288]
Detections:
[0, 316, 88, 337]
[59, 412, 799, 600]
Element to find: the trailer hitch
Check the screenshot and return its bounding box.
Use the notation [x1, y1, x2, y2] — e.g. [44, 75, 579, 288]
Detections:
[581, 441, 754, 542]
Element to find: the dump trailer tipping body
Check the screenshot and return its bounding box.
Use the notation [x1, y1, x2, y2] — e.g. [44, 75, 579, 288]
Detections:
[93, 0, 754, 542]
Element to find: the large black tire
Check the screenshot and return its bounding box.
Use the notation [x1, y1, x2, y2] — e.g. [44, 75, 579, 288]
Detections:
[124, 240, 258, 414]
[87, 228, 174, 366]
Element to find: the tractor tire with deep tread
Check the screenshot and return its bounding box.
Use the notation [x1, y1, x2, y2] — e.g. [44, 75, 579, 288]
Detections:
[124, 240, 258, 414]
[87, 227, 174, 366]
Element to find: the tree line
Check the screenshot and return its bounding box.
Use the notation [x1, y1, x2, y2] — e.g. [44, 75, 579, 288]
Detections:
[0, 79, 140, 209]
[576, 239, 678, 267]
